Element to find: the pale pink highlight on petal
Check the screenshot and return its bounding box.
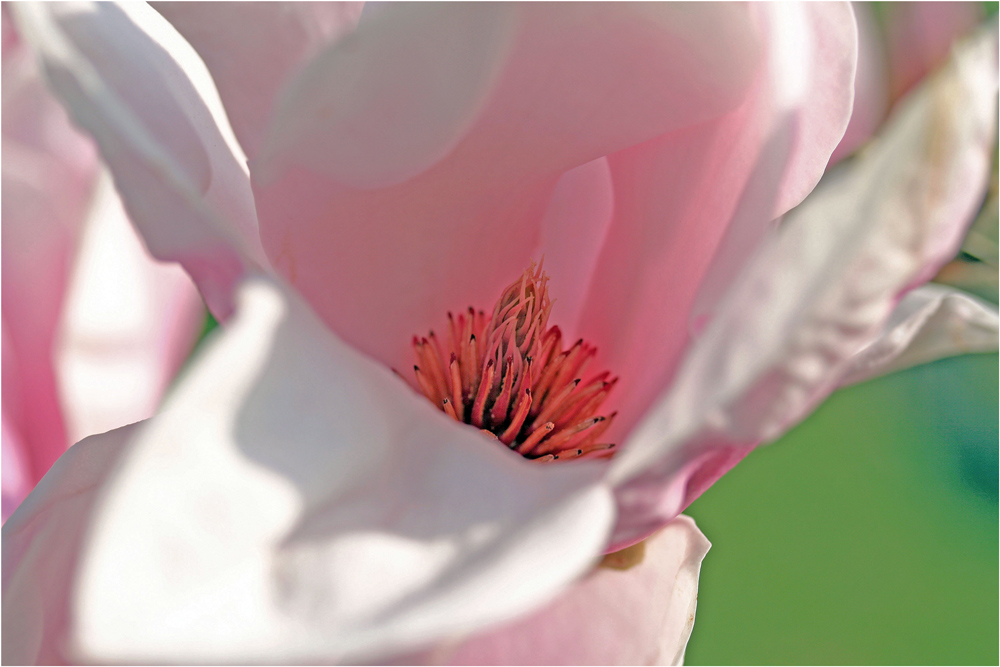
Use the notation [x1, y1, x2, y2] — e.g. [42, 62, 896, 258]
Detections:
[432, 516, 710, 666]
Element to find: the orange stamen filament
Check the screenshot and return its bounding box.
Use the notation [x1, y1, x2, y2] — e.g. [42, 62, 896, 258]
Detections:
[408, 262, 619, 462]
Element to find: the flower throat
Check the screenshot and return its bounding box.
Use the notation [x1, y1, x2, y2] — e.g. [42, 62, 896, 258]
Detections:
[409, 263, 617, 462]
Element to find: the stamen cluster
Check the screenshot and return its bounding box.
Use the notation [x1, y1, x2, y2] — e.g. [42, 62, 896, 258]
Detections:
[410, 263, 617, 462]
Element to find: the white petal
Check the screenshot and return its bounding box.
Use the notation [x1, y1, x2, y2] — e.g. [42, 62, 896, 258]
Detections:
[611, 26, 997, 485]
[838, 284, 999, 386]
[11, 2, 264, 319]
[55, 171, 204, 445]
[59, 277, 614, 663]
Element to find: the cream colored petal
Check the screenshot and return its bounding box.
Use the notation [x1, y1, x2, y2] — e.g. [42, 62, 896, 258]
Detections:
[838, 284, 998, 386]
[611, 27, 997, 489]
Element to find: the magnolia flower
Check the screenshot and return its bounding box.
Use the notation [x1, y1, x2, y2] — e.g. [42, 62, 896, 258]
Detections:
[3, 2, 998, 665]
[1, 9, 203, 521]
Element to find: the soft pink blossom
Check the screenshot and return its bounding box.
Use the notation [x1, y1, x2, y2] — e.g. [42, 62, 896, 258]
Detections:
[2, 3, 997, 664]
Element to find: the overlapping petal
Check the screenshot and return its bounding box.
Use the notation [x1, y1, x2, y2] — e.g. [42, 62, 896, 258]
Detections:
[830, 2, 889, 163]
[838, 284, 999, 386]
[250, 2, 764, 375]
[607, 25, 998, 549]
[432, 516, 709, 666]
[5, 3, 995, 664]
[2, 9, 97, 487]
[22, 277, 612, 664]
[152, 2, 363, 161]
[1, 422, 139, 665]
[55, 172, 204, 444]
[11, 2, 264, 319]
[577, 2, 858, 442]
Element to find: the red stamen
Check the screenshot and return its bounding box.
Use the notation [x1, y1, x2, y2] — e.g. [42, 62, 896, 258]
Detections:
[532, 349, 568, 407]
[573, 411, 616, 450]
[419, 337, 449, 402]
[449, 353, 463, 416]
[409, 261, 619, 462]
[530, 378, 580, 430]
[467, 335, 479, 396]
[532, 416, 604, 457]
[490, 354, 516, 424]
[516, 421, 555, 455]
[549, 372, 609, 426]
[500, 388, 532, 444]
[414, 365, 438, 404]
[471, 358, 495, 428]
[572, 443, 616, 461]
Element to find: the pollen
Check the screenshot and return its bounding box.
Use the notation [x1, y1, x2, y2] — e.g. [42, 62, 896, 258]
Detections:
[409, 262, 618, 462]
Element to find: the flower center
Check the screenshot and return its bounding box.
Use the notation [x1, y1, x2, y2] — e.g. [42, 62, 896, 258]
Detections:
[409, 262, 617, 462]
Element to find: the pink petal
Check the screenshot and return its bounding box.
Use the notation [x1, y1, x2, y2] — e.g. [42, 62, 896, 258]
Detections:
[3, 276, 615, 664]
[152, 2, 363, 161]
[839, 284, 999, 386]
[255, 3, 518, 190]
[609, 443, 755, 553]
[1, 13, 98, 486]
[55, 173, 205, 444]
[432, 516, 710, 666]
[1, 414, 32, 524]
[251, 3, 763, 373]
[257, 4, 762, 190]
[575, 3, 857, 444]
[830, 2, 890, 163]
[13, 2, 263, 320]
[1, 422, 139, 665]
[607, 26, 998, 549]
[883, 1, 985, 102]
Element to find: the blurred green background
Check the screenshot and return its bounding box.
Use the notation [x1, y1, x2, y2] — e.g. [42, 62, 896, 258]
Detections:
[684, 352, 998, 665]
